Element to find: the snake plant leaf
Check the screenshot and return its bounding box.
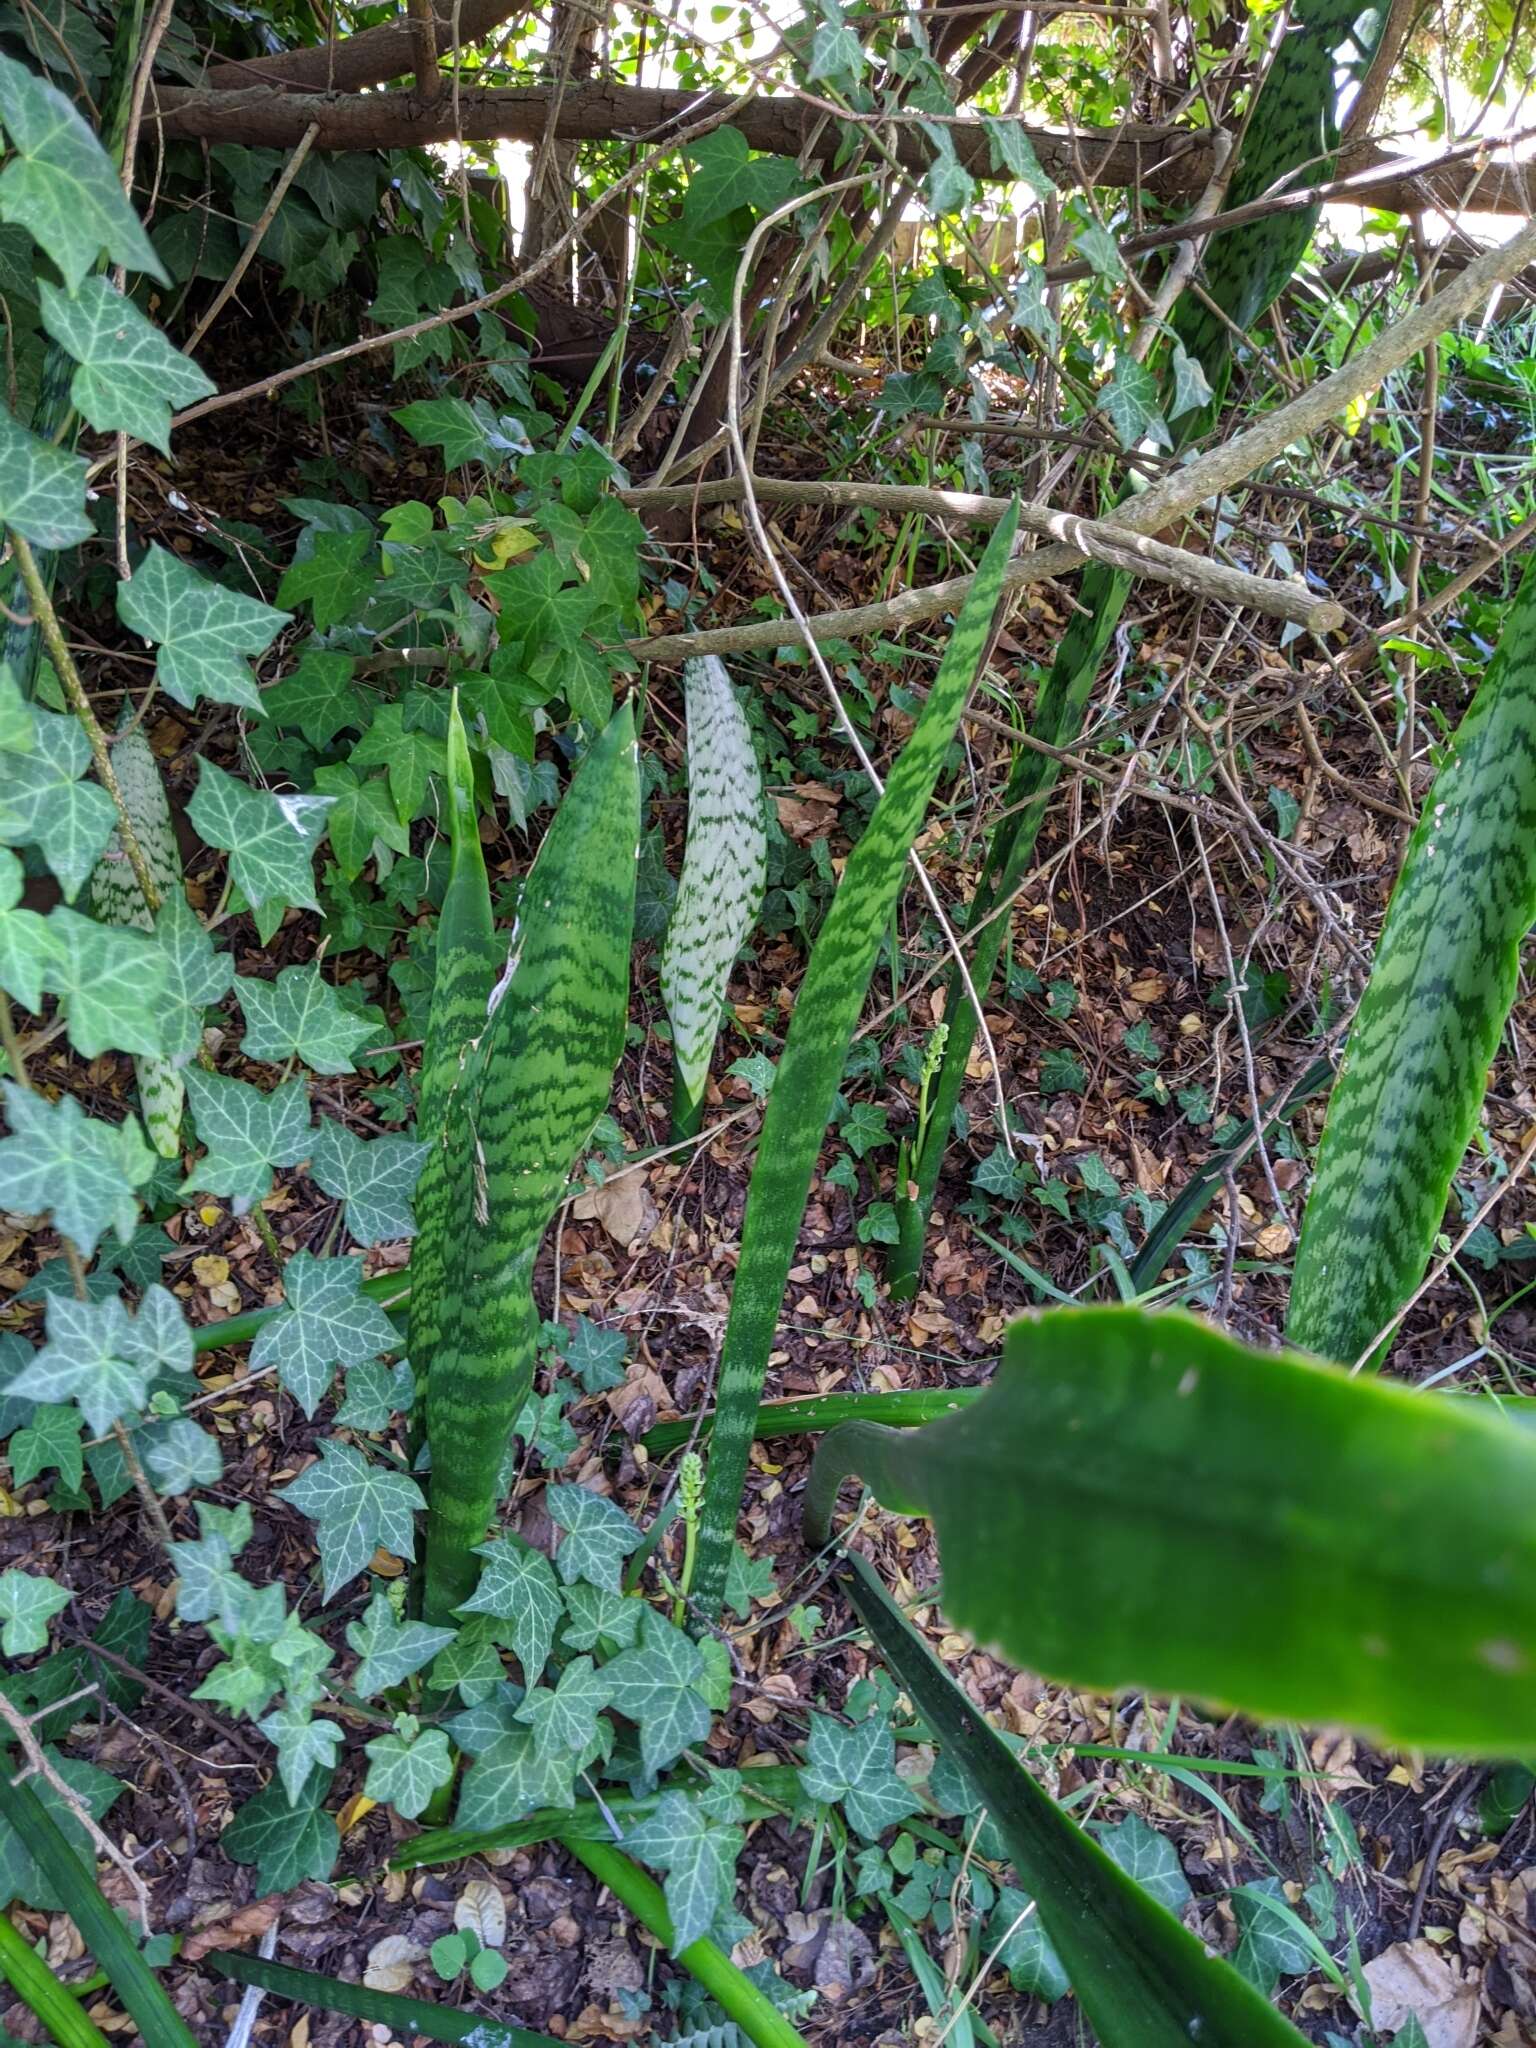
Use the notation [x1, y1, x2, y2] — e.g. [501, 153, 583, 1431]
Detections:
[657, 655, 768, 1138]
[1288, 560, 1536, 1367]
[805, 1306, 1536, 1754]
[87, 719, 185, 1154]
[833, 1549, 1309, 2048]
[886, 0, 1388, 1302]
[208, 1949, 567, 2048]
[689, 505, 1020, 1616]
[418, 701, 639, 1625]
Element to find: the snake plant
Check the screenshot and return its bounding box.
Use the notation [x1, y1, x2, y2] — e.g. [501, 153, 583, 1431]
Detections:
[688, 504, 1021, 1615]
[416, 700, 640, 1626]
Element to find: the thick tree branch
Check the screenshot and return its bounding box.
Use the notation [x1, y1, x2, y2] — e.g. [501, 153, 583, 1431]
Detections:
[150, 81, 1534, 214]
[197, 0, 522, 93]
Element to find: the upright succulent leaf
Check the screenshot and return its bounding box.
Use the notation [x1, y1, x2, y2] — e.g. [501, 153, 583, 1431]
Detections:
[688, 506, 1020, 1617]
[1288, 561, 1536, 1365]
[805, 1307, 1536, 1754]
[418, 702, 639, 1625]
[87, 720, 184, 1158]
[658, 655, 768, 1139]
[886, 0, 1388, 1300]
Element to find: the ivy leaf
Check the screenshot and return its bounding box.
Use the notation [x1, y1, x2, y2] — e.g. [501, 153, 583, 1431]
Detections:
[987, 1884, 1069, 2000]
[681, 128, 802, 233]
[311, 764, 411, 881]
[723, 1544, 775, 1620]
[9, 1403, 83, 1492]
[154, 893, 236, 1063]
[1074, 220, 1124, 279]
[0, 52, 165, 290]
[807, 0, 865, 88]
[548, 1482, 642, 1593]
[1093, 1813, 1192, 1915]
[180, 1070, 311, 1210]
[277, 529, 378, 632]
[982, 118, 1056, 199]
[1168, 341, 1216, 421]
[308, 1117, 428, 1246]
[264, 649, 366, 748]
[168, 1523, 252, 1635]
[349, 702, 447, 826]
[430, 1619, 508, 1706]
[4, 1294, 147, 1434]
[365, 1715, 454, 1820]
[484, 553, 596, 663]
[1231, 1878, 1315, 1993]
[560, 1316, 627, 1394]
[627, 1790, 743, 1953]
[346, 1588, 454, 1697]
[187, 760, 332, 916]
[334, 1357, 415, 1433]
[0, 1568, 69, 1654]
[1097, 356, 1170, 452]
[249, 1251, 399, 1418]
[38, 906, 167, 1059]
[118, 547, 286, 715]
[604, 1610, 713, 1774]
[223, 1767, 339, 1895]
[919, 126, 975, 217]
[560, 1582, 642, 1655]
[38, 278, 214, 453]
[0, 847, 52, 1011]
[238, 965, 373, 1076]
[0, 406, 91, 548]
[145, 1418, 223, 1494]
[0, 702, 116, 900]
[515, 1654, 613, 1764]
[278, 1437, 425, 1599]
[393, 396, 532, 469]
[458, 1534, 562, 1688]
[257, 1704, 344, 1805]
[124, 1282, 195, 1383]
[800, 1713, 916, 1839]
[455, 1726, 577, 1832]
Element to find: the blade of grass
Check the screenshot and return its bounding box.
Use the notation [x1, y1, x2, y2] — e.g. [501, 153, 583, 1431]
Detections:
[206, 1952, 564, 2047]
[0, 1913, 111, 2048]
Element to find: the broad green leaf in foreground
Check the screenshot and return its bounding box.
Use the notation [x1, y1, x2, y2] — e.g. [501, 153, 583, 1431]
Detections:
[457, 1535, 562, 1687]
[39, 278, 215, 453]
[346, 1590, 455, 1698]
[0, 51, 165, 290]
[308, 1117, 428, 1244]
[120, 548, 288, 715]
[249, 1251, 400, 1416]
[365, 1717, 454, 1820]
[35, 905, 167, 1059]
[180, 1070, 312, 1209]
[835, 1550, 1308, 2048]
[1288, 558, 1536, 1367]
[0, 1085, 151, 1257]
[604, 1610, 713, 1774]
[806, 1306, 1536, 1753]
[657, 654, 767, 1138]
[279, 1438, 426, 1599]
[238, 964, 374, 1075]
[625, 1789, 744, 1953]
[187, 759, 332, 914]
[689, 505, 1021, 1614]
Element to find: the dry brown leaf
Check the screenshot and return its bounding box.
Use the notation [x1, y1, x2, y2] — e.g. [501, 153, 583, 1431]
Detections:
[455, 1876, 507, 1948]
[363, 1933, 425, 1994]
[572, 1173, 658, 1249]
[1356, 1939, 1481, 2048]
[181, 1898, 283, 1961]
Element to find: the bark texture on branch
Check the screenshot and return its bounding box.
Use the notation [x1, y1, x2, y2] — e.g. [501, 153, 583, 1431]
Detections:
[149, 81, 1534, 214]
[198, 0, 522, 93]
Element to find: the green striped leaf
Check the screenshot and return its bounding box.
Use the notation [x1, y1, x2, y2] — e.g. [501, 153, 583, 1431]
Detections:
[834, 1550, 1308, 2048]
[86, 720, 184, 1158]
[805, 1306, 1536, 1754]
[886, 0, 1387, 1300]
[418, 702, 639, 1626]
[658, 655, 767, 1139]
[688, 506, 1021, 1617]
[1288, 561, 1536, 1366]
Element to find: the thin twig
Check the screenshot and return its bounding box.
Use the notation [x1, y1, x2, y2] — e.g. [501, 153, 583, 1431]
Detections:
[184, 124, 321, 354]
[0, 1686, 154, 1933]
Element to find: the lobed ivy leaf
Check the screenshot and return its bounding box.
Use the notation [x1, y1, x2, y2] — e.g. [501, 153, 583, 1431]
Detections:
[312, 763, 412, 880]
[119, 547, 287, 716]
[154, 893, 236, 1063]
[144, 1418, 223, 1495]
[458, 1534, 562, 1688]
[187, 759, 333, 916]
[431, 1619, 509, 1706]
[180, 1070, 312, 1210]
[0, 52, 165, 290]
[723, 1544, 776, 1620]
[515, 1654, 613, 1764]
[455, 1726, 577, 1832]
[4, 1293, 147, 1435]
[548, 1482, 643, 1592]
[308, 1117, 428, 1245]
[560, 1581, 642, 1654]
[627, 1789, 744, 1953]
[257, 1703, 344, 1805]
[334, 1358, 415, 1433]
[393, 395, 533, 469]
[681, 128, 802, 232]
[349, 702, 447, 826]
[278, 1437, 425, 1599]
[0, 702, 116, 900]
[9, 1403, 83, 1492]
[0, 1567, 69, 1654]
[604, 1610, 713, 1774]
[263, 649, 366, 748]
[38, 278, 215, 453]
[1097, 356, 1170, 452]
[1093, 1813, 1192, 1916]
[483, 553, 595, 663]
[0, 406, 91, 548]
[36, 906, 167, 1059]
[0, 847, 51, 1011]
[277, 529, 378, 632]
[250, 1251, 399, 1417]
[238, 964, 374, 1075]
[346, 1588, 454, 1698]
[987, 1883, 1069, 2001]
[560, 1315, 628, 1394]
[365, 1715, 454, 1819]
[983, 117, 1057, 198]
[223, 1767, 339, 1895]
[800, 1712, 916, 1840]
